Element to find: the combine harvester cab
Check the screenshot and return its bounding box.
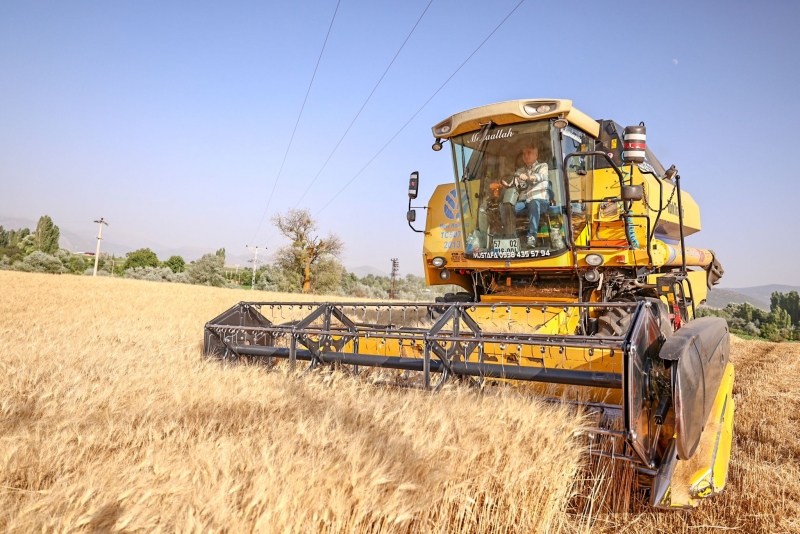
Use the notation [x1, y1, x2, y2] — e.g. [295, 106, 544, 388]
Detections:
[205, 99, 733, 509]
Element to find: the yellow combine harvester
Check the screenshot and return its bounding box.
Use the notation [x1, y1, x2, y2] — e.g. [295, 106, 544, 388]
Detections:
[205, 99, 733, 510]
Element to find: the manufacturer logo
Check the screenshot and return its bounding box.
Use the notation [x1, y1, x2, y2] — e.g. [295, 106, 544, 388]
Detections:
[444, 189, 459, 220]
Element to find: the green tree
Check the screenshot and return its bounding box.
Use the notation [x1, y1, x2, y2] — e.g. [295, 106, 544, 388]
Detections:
[215, 248, 226, 262]
[107, 254, 125, 275]
[3, 228, 30, 248]
[768, 306, 792, 330]
[66, 254, 87, 274]
[771, 291, 800, 326]
[33, 215, 60, 254]
[163, 255, 186, 273]
[124, 248, 160, 270]
[310, 257, 344, 295]
[256, 264, 302, 293]
[187, 253, 226, 287]
[19, 234, 37, 255]
[271, 208, 344, 293]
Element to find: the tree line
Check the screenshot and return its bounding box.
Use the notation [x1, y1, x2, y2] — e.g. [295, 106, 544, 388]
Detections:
[1, 210, 454, 300]
[697, 292, 800, 342]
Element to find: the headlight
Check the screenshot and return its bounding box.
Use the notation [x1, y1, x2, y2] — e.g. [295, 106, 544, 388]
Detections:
[431, 256, 446, 268]
[584, 268, 600, 283]
[439, 268, 451, 281]
[433, 121, 452, 136]
[523, 102, 555, 115]
[585, 253, 604, 266]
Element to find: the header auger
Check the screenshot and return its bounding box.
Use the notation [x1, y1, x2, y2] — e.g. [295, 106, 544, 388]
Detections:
[205, 99, 733, 510]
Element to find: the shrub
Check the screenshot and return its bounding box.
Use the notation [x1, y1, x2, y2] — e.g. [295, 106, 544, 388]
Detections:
[0, 246, 23, 264]
[65, 255, 88, 275]
[743, 322, 760, 336]
[124, 267, 180, 282]
[172, 271, 191, 284]
[13, 251, 64, 273]
[83, 268, 111, 276]
[187, 253, 226, 287]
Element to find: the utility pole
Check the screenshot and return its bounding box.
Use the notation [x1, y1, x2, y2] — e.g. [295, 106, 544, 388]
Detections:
[245, 245, 266, 290]
[234, 264, 241, 284]
[92, 218, 108, 277]
[390, 258, 399, 299]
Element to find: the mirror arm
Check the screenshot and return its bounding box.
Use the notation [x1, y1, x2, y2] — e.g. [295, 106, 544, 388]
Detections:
[407, 197, 425, 233]
[408, 222, 424, 233]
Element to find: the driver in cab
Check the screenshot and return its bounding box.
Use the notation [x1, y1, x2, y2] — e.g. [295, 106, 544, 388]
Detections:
[500, 145, 549, 247]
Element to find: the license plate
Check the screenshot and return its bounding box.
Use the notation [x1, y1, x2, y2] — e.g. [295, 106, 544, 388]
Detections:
[491, 238, 519, 253]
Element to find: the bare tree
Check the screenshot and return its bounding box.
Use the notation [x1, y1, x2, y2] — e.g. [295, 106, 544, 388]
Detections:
[271, 209, 344, 293]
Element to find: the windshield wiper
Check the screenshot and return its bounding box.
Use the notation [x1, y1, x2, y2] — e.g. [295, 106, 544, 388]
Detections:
[462, 121, 494, 182]
[460, 122, 494, 216]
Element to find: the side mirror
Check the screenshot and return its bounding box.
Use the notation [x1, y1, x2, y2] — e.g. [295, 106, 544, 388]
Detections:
[621, 185, 643, 201]
[407, 172, 424, 233]
[408, 171, 419, 199]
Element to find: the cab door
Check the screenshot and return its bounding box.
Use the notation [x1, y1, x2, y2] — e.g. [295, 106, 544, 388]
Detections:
[560, 126, 594, 246]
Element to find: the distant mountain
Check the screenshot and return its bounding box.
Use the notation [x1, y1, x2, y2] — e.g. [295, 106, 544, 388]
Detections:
[59, 228, 135, 256]
[704, 284, 800, 311]
[0, 216, 36, 231]
[725, 285, 800, 305]
[705, 288, 770, 311]
[350, 265, 389, 278]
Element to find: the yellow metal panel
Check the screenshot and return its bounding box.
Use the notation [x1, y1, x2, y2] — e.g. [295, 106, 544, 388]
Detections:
[644, 270, 708, 316]
[422, 183, 471, 290]
[431, 99, 600, 140]
[346, 304, 623, 404]
[424, 184, 464, 255]
[687, 270, 708, 312]
[665, 362, 735, 508]
[633, 168, 701, 238]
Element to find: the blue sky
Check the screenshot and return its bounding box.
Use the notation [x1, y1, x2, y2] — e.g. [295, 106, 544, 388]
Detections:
[1, 0, 798, 286]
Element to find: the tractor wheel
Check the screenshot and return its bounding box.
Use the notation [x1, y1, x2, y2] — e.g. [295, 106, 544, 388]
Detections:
[597, 298, 673, 339]
[596, 304, 633, 337]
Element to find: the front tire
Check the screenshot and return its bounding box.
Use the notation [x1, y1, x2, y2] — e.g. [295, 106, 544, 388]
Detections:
[597, 298, 672, 339]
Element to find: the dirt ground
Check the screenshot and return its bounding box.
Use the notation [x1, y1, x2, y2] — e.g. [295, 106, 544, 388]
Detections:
[1, 271, 798, 533]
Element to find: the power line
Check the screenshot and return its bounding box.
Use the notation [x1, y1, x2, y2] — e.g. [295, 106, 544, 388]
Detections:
[291, 0, 435, 210]
[250, 0, 342, 243]
[314, 0, 525, 216]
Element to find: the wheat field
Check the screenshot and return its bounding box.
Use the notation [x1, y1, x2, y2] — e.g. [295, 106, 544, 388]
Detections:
[1, 271, 799, 533]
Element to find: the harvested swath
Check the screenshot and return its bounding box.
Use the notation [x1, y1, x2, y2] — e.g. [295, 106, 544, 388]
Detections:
[0, 271, 585, 533]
